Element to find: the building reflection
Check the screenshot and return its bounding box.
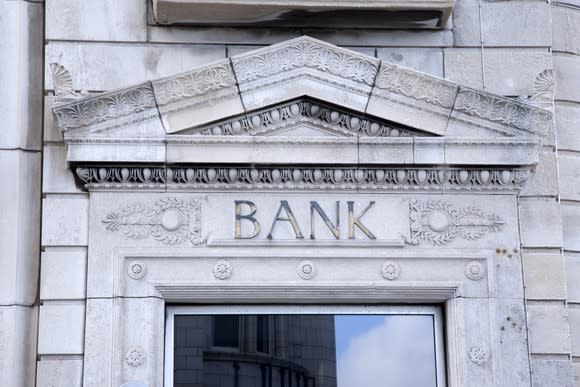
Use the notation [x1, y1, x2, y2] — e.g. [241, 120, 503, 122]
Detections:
[174, 315, 337, 387]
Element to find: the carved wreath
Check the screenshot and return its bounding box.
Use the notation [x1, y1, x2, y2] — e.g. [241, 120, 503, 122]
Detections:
[405, 200, 504, 246]
[102, 197, 203, 246]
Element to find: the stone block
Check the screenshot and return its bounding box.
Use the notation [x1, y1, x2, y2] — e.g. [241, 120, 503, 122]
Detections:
[569, 309, 580, 357]
[0, 0, 43, 150]
[452, 0, 481, 47]
[46, 0, 147, 42]
[40, 248, 87, 300]
[566, 253, 580, 303]
[0, 150, 41, 305]
[561, 203, 580, 252]
[38, 301, 85, 355]
[152, 59, 245, 133]
[519, 198, 563, 249]
[555, 103, 580, 152]
[42, 143, 83, 194]
[45, 42, 226, 91]
[527, 303, 570, 354]
[480, 1, 551, 47]
[558, 153, 580, 202]
[36, 358, 83, 387]
[531, 357, 574, 387]
[44, 96, 63, 143]
[148, 25, 300, 44]
[376, 48, 443, 77]
[554, 53, 580, 103]
[0, 306, 37, 387]
[520, 149, 559, 197]
[42, 194, 89, 247]
[523, 253, 567, 300]
[552, 5, 580, 55]
[482, 49, 552, 97]
[443, 48, 483, 90]
[303, 29, 454, 48]
[83, 299, 114, 387]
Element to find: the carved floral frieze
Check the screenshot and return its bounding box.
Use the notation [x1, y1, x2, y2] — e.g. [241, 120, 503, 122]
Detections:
[53, 83, 157, 131]
[232, 40, 379, 86]
[153, 62, 237, 106]
[52, 37, 552, 143]
[454, 89, 552, 135]
[102, 197, 203, 245]
[77, 166, 530, 192]
[405, 200, 504, 246]
[374, 63, 457, 108]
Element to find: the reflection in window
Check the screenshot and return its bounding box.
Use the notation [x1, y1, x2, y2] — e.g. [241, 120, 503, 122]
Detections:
[171, 312, 442, 387]
[212, 315, 240, 348]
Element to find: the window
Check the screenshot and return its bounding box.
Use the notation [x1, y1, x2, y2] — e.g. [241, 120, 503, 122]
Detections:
[166, 305, 446, 387]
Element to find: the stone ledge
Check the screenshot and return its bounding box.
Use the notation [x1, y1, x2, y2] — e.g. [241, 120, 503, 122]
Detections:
[153, 0, 455, 29]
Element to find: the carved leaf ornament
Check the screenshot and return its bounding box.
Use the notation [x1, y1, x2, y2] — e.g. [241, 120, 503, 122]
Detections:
[102, 198, 203, 245]
[406, 200, 504, 245]
[234, 41, 378, 85]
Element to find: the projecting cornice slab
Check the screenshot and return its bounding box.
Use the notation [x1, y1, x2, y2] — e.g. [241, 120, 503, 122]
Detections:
[51, 36, 552, 191]
[152, 0, 455, 29]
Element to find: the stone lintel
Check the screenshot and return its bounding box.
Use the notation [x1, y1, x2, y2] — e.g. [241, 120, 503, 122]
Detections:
[152, 0, 456, 29]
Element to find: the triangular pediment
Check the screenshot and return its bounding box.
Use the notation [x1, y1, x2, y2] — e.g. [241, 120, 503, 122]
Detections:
[51, 36, 551, 191]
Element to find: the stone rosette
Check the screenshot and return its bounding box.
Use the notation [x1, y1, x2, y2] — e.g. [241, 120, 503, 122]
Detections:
[127, 261, 146, 280]
[381, 260, 401, 280]
[297, 260, 317, 280]
[213, 260, 233, 280]
[469, 347, 489, 366]
[465, 261, 485, 281]
[125, 347, 146, 367]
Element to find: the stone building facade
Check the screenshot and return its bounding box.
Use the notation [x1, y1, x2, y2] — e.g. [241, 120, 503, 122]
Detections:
[1, 1, 579, 386]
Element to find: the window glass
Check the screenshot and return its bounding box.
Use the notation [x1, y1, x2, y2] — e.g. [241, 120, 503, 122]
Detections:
[168, 307, 444, 387]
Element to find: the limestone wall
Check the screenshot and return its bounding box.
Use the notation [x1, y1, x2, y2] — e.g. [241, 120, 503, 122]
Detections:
[1, 0, 577, 385]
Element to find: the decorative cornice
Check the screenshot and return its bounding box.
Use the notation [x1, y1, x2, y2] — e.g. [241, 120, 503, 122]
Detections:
[51, 37, 552, 142]
[53, 82, 157, 131]
[75, 166, 531, 192]
[232, 39, 379, 87]
[152, 61, 237, 106]
[188, 99, 421, 137]
[454, 88, 552, 136]
[374, 63, 457, 108]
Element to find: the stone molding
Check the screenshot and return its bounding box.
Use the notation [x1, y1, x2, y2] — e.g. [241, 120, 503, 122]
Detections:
[51, 37, 550, 191]
[53, 37, 551, 140]
[75, 165, 531, 192]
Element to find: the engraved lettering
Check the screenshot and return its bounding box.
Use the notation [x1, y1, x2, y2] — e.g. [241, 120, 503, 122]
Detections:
[267, 200, 304, 240]
[234, 200, 260, 239]
[310, 201, 340, 240]
[348, 201, 376, 240]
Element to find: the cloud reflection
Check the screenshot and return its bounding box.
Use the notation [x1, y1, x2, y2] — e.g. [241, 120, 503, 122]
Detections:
[336, 316, 437, 387]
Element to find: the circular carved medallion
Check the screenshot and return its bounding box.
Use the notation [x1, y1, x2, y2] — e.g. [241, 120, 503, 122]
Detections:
[297, 260, 317, 280]
[469, 347, 488, 366]
[381, 260, 401, 280]
[465, 261, 485, 281]
[213, 260, 233, 280]
[127, 261, 146, 280]
[125, 347, 146, 367]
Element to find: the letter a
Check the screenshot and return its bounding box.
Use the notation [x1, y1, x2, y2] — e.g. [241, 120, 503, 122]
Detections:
[267, 201, 304, 239]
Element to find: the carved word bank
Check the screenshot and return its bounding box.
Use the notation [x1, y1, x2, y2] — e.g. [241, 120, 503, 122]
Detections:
[232, 199, 505, 245]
